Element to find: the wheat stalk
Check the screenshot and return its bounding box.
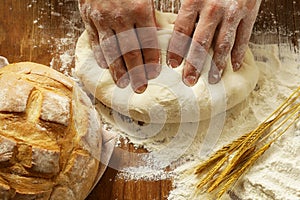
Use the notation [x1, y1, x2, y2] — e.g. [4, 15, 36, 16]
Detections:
[195, 86, 300, 199]
[207, 120, 274, 192]
[197, 154, 229, 189]
[195, 132, 251, 175]
[216, 110, 300, 199]
[216, 142, 271, 199]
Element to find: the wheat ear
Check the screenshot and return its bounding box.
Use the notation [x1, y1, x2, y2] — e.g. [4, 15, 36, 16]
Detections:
[194, 86, 300, 199]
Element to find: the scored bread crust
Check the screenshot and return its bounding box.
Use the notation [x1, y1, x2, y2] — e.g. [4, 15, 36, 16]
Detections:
[0, 62, 102, 200]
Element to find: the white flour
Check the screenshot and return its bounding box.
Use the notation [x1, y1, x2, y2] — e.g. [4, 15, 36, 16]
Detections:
[28, 0, 84, 76]
[95, 43, 300, 200]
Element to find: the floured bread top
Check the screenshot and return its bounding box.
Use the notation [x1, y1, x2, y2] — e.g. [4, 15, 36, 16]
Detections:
[75, 11, 259, 123]
[0, 62, 102, 200]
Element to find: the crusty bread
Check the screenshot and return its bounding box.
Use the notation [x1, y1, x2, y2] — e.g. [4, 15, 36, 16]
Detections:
[0, 62, 102, 200]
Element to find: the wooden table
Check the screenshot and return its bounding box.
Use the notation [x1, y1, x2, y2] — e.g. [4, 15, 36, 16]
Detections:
[0, 1, 299, 199]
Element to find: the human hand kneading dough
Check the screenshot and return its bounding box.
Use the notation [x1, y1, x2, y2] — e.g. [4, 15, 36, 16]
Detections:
[167, 0, 262, 86]
[79, 0, 160, 93]
[79, 0, 261, 93]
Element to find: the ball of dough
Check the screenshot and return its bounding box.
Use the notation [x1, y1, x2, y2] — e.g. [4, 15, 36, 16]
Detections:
[75, 12, 259, 123]
[0, 62, 102, 200]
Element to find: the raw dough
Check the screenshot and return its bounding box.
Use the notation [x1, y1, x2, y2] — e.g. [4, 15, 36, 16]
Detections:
[75, 12, 259, 123]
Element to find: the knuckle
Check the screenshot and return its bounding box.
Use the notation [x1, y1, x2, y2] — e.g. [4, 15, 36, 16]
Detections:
[118, 35, 140, 54]
[226, 13, 236, 23]
[101, 35, 115, 50]
[140, 36, 158, 49]
[206, 7, 221, 19]
[111, 8, 128, 25]
[132, 0, 148, 15]
[114, 16, 126, 26]
[192, 35, 210, 49]
[226, 5, 242, 23]
[174, 25, 193, 35]
[246, 0, 257, 10]
[90, 11, 102, 22]
[125, 50, 141, 60]
[144, 50, 160, 63]
[216, 31, 235, 54]
[218, 41, 231, 53]
[207, 0, 222, 13]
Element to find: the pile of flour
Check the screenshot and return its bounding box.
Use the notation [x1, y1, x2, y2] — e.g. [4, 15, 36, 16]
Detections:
[228, 44, 300, 200]
[96, 43, 300, 200]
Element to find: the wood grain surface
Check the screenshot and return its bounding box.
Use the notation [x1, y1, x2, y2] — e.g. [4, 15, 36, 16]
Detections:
[0, 1, 299, 200]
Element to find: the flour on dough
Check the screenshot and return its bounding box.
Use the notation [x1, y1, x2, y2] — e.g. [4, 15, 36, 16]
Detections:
[75, 11, 259, 123]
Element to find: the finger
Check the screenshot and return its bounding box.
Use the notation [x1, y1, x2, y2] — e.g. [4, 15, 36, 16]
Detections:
[182, 62, 201, 87]
[135, 25, 161, 80]
[91, 18, 129, 88]
[116, 28, 147, 93]
[167, 3, 199, 68]
[101, 31, 130, 88]
[109, 58, 130, 88]
[209, 15, 240, 84]
[231, 18, 255, 71]
[83, 15, 109, 69]
[132, 2, 160, 80]
[89, 32, 109, 69]
[183, 10, 222, 86]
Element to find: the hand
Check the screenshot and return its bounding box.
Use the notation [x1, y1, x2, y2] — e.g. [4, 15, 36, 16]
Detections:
[167, 0, 262, 86]
[79, 0, 161, 93]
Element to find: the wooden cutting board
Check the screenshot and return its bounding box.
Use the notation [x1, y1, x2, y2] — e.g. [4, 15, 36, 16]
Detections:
[0, 1, 298, 199]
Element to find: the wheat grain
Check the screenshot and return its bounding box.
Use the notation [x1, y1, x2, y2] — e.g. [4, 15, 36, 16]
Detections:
[195, 132, 251, 175]
[216, 142, 272, 199]
[197, 155, 229, 189]
[194, 86, 300, 199]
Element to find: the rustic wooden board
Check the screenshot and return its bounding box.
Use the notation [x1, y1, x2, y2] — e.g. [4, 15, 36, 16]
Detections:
[0, 0, 299, 200]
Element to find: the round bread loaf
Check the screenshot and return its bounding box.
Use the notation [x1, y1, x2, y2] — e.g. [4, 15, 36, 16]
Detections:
[0, 62, 102, 200]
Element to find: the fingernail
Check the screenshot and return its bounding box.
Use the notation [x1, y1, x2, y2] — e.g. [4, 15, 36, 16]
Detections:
[209, 65, 222, 84]
[184, 75, 197, 86]
[232, 62, 241, 71]
[117, 78, 130, 88]
[168, 59, 179, 68]
[135, 84, 147, 94]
